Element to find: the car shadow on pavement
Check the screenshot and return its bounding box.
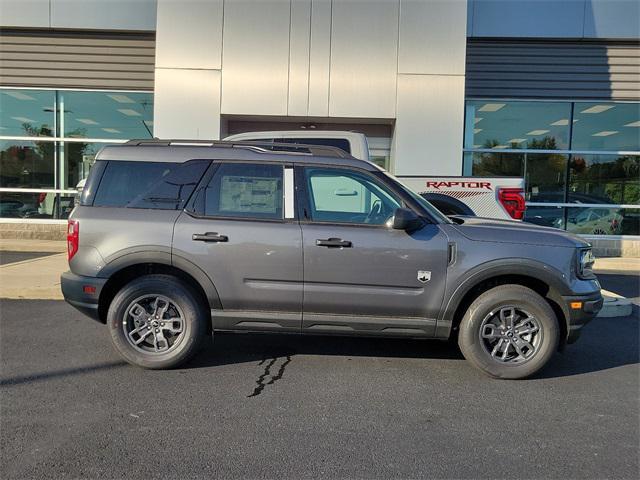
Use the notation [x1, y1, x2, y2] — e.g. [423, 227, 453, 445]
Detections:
[187, 313, 639, 379]
[186, 332, 464, 370]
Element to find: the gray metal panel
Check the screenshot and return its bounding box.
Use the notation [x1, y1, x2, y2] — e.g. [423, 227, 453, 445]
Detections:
[155, 0, 223, 69]
[466, 40, 640, 100]
[308, 0, 332, 117]
[153, 68, 221, 139]
[220, 0, 291, 116]
[288, 0, 311, 116]
[398, 0, 466, 75]
[328, 0, 399, 118]
[0, 30, 155, 90]
[394, 74, 465, 176]
[0, 0, 50, 28]
[49, 0, 157, 31]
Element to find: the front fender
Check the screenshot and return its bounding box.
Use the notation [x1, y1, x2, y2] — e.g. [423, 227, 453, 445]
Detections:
[437, 258, 572, 336]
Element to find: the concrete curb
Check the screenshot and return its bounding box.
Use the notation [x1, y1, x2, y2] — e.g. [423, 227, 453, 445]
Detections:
[598, 290, 634, 318]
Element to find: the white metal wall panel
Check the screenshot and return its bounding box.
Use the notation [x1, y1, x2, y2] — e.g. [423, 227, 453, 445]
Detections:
[288, 0, 312, 116]
[398, 0, 466, 75]
[155, 0, 223, 69]
[308, 0, 332, 117]
[221, 0, 291, 116]
[328, 0, 399, 118]
[394, 74, 464, 176]
[50, 0, 157, 31]
[154, 68, 221, 139]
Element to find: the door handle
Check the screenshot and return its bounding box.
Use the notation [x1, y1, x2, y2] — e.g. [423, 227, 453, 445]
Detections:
[316, 238, 352, 248]
[192, 232, 228, 242]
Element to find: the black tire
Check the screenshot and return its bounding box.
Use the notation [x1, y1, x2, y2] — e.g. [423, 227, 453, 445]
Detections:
[107, 274, 208, 369]
[458, 285, 559, 379]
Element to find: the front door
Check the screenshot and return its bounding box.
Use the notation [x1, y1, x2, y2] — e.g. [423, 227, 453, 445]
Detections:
[173, 162, 302, 332]
[298, 166, 448, 336]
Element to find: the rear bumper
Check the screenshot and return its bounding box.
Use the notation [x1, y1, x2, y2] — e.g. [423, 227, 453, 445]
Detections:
[60, 271, 107, 323]
[562, 290, 603, 344]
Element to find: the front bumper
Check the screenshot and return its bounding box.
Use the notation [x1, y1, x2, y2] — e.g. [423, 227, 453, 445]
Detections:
[60, 271, 107, 322]
[561, 290, 603, 344]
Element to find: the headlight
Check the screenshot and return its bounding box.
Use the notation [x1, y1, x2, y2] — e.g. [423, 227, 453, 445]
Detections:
[577, 248, 595, 279]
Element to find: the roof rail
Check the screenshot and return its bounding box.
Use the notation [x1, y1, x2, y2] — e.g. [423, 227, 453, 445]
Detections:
[122, 139, 352, 159]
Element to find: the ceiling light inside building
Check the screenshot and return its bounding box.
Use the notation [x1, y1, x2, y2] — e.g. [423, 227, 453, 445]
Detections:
[580, 105, 614, 114]
[118, 109, 141, 116]
[492, 145, 509, 149]
[624, 120, 640, 127]
[11, 116, 35, 123]
[473, 128, 482, 134]
[474, 117, 483, 124]
[508, 138, 527, 144]
[4, 91, 36, 100]
[107, 94, 135, 104]
[77, 118, 99, 125]
[478, 103, 506, 112]
[526, 130, 549, 135]
[592, 130, 618, 137]
[550, 119, 569, 126]
[102, 128, 121, 134]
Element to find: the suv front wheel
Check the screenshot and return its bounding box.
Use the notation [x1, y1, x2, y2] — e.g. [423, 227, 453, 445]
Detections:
[458, 285, 559, 379]
[107, 275, 207, 369]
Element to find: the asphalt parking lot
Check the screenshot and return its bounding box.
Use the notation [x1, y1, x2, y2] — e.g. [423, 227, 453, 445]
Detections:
[1, 277, 638, 479]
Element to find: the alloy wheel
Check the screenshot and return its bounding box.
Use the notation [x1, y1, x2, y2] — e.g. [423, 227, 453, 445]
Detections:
[123, 295, 186, 354]
[478, 306, 543, 364]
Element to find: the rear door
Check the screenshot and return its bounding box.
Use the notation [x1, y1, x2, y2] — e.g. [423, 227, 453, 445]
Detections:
[297, 166, 448, 337]
[173, 161, 303, 332]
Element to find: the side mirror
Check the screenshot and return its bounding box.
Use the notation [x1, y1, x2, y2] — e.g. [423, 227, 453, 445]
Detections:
[391, 207, 423, 232]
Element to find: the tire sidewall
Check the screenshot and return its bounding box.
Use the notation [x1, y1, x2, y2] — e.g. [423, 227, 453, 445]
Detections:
[108, 275, 206, 369]
[459, 286, 559, 379]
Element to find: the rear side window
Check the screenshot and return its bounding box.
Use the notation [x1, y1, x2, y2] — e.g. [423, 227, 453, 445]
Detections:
[92, 160, 209, 209]
[194, 163, 283, 220]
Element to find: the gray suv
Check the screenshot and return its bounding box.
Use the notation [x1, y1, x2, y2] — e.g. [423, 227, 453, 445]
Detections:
[61, 140, 603, 379]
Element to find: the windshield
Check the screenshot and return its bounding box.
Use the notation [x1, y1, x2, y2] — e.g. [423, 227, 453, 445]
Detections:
[381, 171, 452, 224]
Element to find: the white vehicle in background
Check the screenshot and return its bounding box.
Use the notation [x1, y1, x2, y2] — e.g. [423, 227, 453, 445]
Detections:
[224, 130, 525, 220]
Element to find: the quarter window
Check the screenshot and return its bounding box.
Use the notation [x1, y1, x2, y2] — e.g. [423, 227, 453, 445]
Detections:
[304, 168, 401, 225]
[200, 163, 283, 220]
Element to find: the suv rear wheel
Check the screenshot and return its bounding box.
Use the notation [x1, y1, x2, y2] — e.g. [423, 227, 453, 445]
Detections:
[107, 275, 207, 369]
[458, 285, 559, 379]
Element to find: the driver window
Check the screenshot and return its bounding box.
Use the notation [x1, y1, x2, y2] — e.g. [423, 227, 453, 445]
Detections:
[304, 167, 401, 225]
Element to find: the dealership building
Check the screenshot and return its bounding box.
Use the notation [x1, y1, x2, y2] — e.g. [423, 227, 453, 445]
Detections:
[0, 0, 638, 255]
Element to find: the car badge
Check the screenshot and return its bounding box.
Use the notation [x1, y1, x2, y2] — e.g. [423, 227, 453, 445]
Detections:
[417, 271, 431, 283]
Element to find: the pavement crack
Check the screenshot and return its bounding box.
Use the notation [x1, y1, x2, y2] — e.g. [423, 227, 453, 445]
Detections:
[248, 355, 292, 398]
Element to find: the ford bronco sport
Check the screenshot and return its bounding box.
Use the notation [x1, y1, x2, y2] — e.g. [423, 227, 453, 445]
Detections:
[61, 140, 603, 379]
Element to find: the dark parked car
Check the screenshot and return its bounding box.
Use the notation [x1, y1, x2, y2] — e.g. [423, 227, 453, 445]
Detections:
[61, 140, 602, 379]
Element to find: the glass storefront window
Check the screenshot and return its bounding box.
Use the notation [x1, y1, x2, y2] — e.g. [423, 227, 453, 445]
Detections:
[0, 140, 55, 189]
[569, 154, 639, 205]
[61, 141, 110, 190]
[0, 191, 75, 219]
[463, 152, 524, 177]
[61, 91, 153, 139]
[572, 102, 640, 152]
[566, 207, 639, 236]
[524, 205, 565, 229]
[465, 100, 571, 150]
[0, 89, 55, 137]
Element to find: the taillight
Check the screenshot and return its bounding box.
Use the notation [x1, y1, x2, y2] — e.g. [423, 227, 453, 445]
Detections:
[67, 219, 79, 261]
[498, 188, 525, 220]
